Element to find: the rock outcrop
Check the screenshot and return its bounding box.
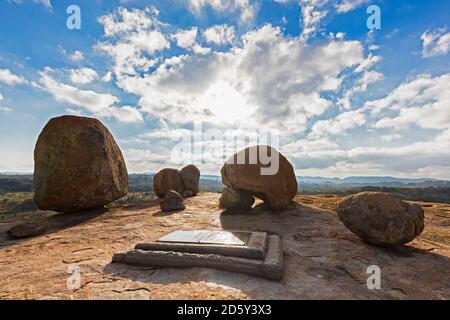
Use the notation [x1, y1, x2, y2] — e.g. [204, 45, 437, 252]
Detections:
[33, 115, 128, 212]
[0, 193, 448, 299]
[160, 190, 185, 212]
[337, 192, 425, 246]
[153, 165, 200, 198]
[221, 145, 297, 210]
[219, 186, 255, 209]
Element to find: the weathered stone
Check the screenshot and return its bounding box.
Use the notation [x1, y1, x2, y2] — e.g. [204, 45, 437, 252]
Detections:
[160, 190, 185, 212]
[153, 169, 184, 198]
[7, 221, 48, 239]
[337, 192, 425, 246]
[221, 145, 297, 210]
[180, 165, 200, 197]
[113, 235, 283, 281]
[219, 187, 255, 209]
[33, 115, 128, 212]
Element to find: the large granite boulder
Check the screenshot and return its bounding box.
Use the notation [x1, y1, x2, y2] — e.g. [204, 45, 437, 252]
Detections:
[337, 192, 425, 246]
[221, 145, 297, 210]
[219, 186, 255, 209]
[180, 165, 200, 197]
[34, 115, 128, 212]
[153, 168, 184, 198]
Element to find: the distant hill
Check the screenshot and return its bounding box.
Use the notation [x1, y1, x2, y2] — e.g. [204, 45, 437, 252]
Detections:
[298, 176, 444, 186]
[1, 172, 450, 203]
[0, 174, 33, 193]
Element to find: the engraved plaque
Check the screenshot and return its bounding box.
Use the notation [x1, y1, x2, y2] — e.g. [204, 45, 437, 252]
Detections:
[158, 230, 251, 246]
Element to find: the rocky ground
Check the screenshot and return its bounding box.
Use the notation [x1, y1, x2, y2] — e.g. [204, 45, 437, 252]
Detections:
[0, 192, 449, 300]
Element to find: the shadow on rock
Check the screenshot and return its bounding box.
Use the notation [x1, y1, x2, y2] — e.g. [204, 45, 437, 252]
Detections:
[153, 209, 186, 217]
[0, 206, 109, 250]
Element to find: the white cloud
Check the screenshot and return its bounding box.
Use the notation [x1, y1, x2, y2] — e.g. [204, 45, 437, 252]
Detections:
[335, 0, 368, 13]
[69, 50, 85, 62]
[69, 67, 99, 84]
[299, 0, 370, 40]
[9, 0, 52, 9]
[368, 73, 450, 130]
[37, 69, 143, 123]
[187, 0, 256, 24]
[286, 129, 450, 179]
[107, 24, 365, 134]
[172, 27, 211, 54]
[300, 0, 329, 40]
[203, 24, 236, 45]
[381, 133, 401, 142]
[109, 105, 144, 123]
[338, 69, 383, 109]
[96, 7, 170, 77]
[34, 0, 51, 9]
[421, 28, 450, 58]
[0, 106, 12, 113]
[0, 69, 28, 86]
[89, 5, 450, 179]
[101, 71, 113, 82]
[354, 53, 381, 73]
[309, 109, 367, 138]
[173, 27, 198, 48]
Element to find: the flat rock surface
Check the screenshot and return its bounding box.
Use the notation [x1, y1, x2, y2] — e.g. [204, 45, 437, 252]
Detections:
[0, 193, 449, 300]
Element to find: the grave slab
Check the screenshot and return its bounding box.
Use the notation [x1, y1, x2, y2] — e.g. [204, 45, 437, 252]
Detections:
[113, 235, 283, 281]
[135, 230, 268, 259]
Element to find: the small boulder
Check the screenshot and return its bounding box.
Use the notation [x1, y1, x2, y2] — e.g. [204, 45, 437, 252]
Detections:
[221, 145, 297, 210]
[219, 187, 255, 209]
[160, 190, 185, 212]
[153, 169, 184, 198]
[180, 165, 200, 197]
[337, 192, 425, 246]
[7, 221, 49, 239]
[34, 115, 128, 212]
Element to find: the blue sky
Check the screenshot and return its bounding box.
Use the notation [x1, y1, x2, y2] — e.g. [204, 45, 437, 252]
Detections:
[0, 0, 450, 178]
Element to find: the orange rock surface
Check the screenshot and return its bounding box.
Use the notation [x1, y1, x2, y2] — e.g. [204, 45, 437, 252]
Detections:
[0, 193, 448, 300]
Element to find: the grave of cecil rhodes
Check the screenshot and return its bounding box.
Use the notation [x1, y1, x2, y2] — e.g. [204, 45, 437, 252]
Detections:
[112, 230, 284, 281]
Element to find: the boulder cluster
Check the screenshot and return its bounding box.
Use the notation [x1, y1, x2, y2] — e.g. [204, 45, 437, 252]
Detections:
[153, 165, 200, 212]
[28, 115, 425, 247]
[218, 146, 424, 246]
[153, 165, 200, 199]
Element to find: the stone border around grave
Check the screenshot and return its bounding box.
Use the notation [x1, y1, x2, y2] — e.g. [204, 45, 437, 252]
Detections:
[113, 235, 283, 281]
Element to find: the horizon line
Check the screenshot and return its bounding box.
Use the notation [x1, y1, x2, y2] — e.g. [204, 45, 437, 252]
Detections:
[0, 171, 448, 182]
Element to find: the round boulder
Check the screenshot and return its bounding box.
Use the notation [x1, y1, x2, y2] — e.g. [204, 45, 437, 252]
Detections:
[153, 168, 184, 198]
[337, 192, 425, 246]
[160, 190, 185, 212]
[34, 115, 128, 212]
[180, 165, 200, 197]
[221, 145, 297, 210]
[219, 187, 255, 210]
